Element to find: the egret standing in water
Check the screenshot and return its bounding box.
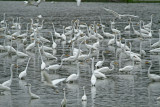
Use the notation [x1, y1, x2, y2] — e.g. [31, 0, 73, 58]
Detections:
[2, 64, 14, 87]
[27, 83, 40, 99]
[76, 0, 81, 6]
[19, 57, 31, 79]
[61, 88, 67, 107]
[82, 86, 87, 101]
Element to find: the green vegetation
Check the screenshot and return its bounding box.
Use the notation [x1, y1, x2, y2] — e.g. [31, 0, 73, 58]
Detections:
[0, 0, 159, 3]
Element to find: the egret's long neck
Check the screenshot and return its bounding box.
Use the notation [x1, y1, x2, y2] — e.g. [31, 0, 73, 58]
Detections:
[115, 34, 117, 44]
[111, 23, 113, 30]
[38, 44, 43, 62]
[84, 88, 86, 95]
[109, 62, 114, 71]
[42, 43, 45, 53]
[92, 58, 94, 73]
[64, 90, 66, 99]
[140, 21, 142, 30]
[148, 63, 152, 76]
[25, 58, 31, 71]
[102, 27, 105, 34]
[53, 24, 56, 33]
[77, 63, 80, 77]
[75, 41, 82, 59]
[72, 42, 75, 54]
[28, 86, 32, 95]
[88, 48, 91, 57]
[10, 65, 13, 80]
[140, 40, 142, 55]
[87, 26, 90, 36]
[151, 15, 153, 24]
[132, 23, 135, 31]
[102, 52, 105, 62]
[129, 42, 132, 52]
[50, 32, 54, 44]
[60, 57, 64, 67]
[31, 19, 33, 25]
[26, 23, 29, 34]
[159, 30, 160, 41]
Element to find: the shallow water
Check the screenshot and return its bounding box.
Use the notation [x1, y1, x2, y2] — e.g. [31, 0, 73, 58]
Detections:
[0, 1, 160, 107]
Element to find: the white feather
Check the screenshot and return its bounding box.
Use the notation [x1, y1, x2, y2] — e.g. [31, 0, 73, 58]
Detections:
[76, 0, 81, 6]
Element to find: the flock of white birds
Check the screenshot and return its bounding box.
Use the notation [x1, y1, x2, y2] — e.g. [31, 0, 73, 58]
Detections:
[0, 1, 160, 107]
[24, 0, 81, 7]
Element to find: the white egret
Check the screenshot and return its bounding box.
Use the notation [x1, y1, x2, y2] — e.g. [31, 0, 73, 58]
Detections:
[39, 36, 50, 43]
[78, 48, 91, 61]
[0, 84, 11, 92]
[38, 43, 46, 71]
[150, 48, 160, 53]
[40, 45, 53, 51]
[131, 22, 140, 36]
[24, 0, 35, 6]
[40, 41, 57, 60]
[26, 40, 36, 51]
[148, 61, 160, 82]
[52, 23, 61, 38]
[61, 26, 66, 41]
[42, 70, 65, 89]
[36, 0, 45, 7]
[0, 13, 6, 24]
[27, 84, 40, 99]
[37, 15, 42, 19]
[102, 26, 115, 38]
[91, 57, 97, 86]
[66, 62, 80, 83]
[119, 65, 134, 72]
[16, 51, 28, 57]
[143, 14, 153, 29]
[50, 32, 57, 49]
[76, 0, 81, 6]
[103, 7, 139, 19]
[61, 88, 67, 107]
[19, 57, 31, 79]
[151, 29, 160, 48]
[95, 51, 105, 69]
[62, 40, 84, 62]
[2, 64, 14, 87]
[45, 54, 64, 72]
[82, 86, 87, 101]
[140, 20, 150, 34]
[97, 61, 115, 73]
[124, 22, 131, 30]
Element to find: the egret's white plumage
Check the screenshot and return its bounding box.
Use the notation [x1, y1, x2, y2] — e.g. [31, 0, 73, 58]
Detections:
[82, 86, 87, 101]
[2, 64, 14, 87]
[61, 88, 67, 107]
[148, 61, 160, 82]
[19, 57, 31, 79]
[76, 0, 81, 6]
[28, 84, 40, 99]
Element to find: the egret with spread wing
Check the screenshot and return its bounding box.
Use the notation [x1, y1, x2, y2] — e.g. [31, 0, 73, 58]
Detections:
[103, 7, 139, 19]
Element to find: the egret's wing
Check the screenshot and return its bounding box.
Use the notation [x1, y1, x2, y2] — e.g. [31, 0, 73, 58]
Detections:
[28, 0, 35, 4]
[103, 7, 120, 19]
[42, 70, 52, 84]
[52, 78, 66, 86]
[2, 80, 10, 87]
[37, 0, 41, 4]
[121, 14, 139, 18]
[76, 0, 81, 6]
